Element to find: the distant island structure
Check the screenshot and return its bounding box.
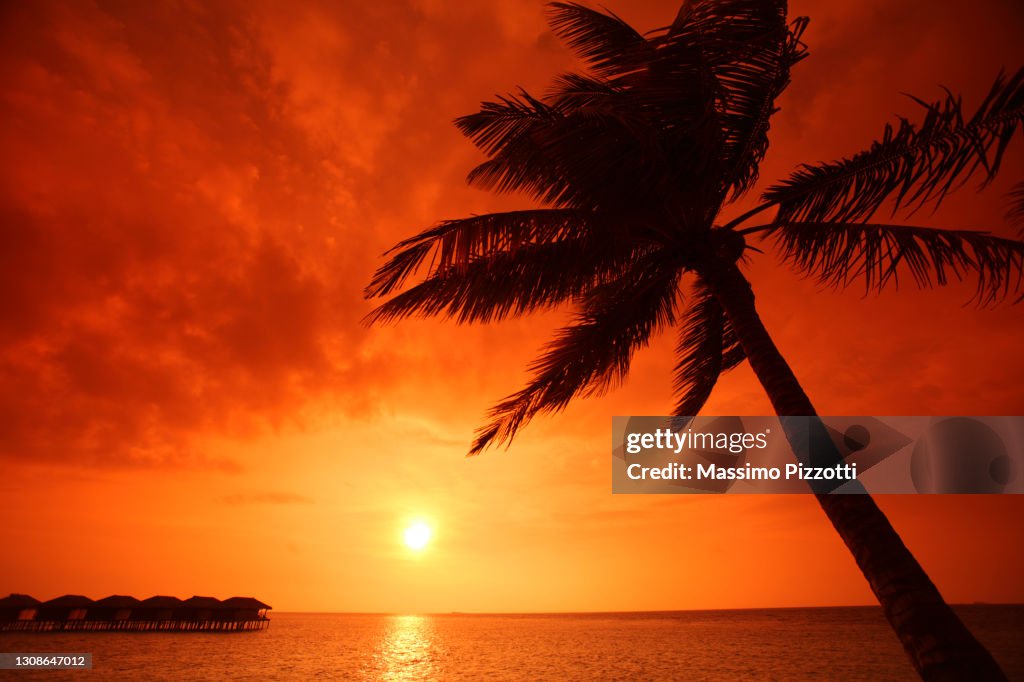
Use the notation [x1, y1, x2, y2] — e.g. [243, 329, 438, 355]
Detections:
[0, 594, 271, 632]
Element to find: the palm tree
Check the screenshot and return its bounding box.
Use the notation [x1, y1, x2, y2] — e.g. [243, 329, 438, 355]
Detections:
[365, 2, 1023, 679]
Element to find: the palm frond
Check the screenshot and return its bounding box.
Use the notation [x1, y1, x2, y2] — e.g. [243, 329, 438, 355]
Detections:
[671, 281, 745, 421]
[1007, 181, 1024, 238]
[770, 221, 1024, 305]
[546, 2, 649, 78]
[668, 1, 804, 199]
[469, 255, 681, 454]
[718, 16, 809, 198]
[545, 73, 659, 143]
[461, 3, 805, 217]
[667, 0, 787, 65]
[364, 209, 598, 298]
[546, 72, 620, 111]
[464, 102, 678, 213]
[765, 68, 1024, 224]
[366, 237, 650, 325]
[455, 91, 557, 157]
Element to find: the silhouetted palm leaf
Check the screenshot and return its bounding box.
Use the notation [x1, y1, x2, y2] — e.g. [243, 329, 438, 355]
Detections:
[766, 68, 1024, 224]
[455, 91, 557, 157]
[670, 1, 808, 198]
[456, 0, 814, 219]
[365, 209, 606, 298]
[461, 94, 688, 215]
[1007, 181, 1024, 238]
[470, 254, 681, 454]
[366, 238, 654, 324]
[546, 72, 620, 110]
[671, 282, 745, 420]
[546, 2, 649, 77]
[770, 221, 1024, 305]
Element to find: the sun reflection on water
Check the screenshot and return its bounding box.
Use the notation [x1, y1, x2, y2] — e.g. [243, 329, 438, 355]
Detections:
[375, 615, 441, 681]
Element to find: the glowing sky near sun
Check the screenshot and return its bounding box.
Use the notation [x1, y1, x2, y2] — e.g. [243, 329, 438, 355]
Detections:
[0, 0, 1022, 613]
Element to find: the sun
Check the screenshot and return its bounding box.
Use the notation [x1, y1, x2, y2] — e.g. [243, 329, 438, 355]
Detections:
[403, 521, 432, 551]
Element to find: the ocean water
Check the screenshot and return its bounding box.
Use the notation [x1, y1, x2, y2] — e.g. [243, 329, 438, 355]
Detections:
[1, 606, 1021, 681]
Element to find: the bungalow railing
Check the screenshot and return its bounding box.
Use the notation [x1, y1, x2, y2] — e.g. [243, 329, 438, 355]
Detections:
[0, 617, 269, 633]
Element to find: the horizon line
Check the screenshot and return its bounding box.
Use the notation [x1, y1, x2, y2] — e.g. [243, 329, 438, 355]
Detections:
[275, 602, 1022, 617]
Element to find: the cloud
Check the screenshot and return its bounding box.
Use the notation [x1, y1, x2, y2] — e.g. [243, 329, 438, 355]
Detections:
[0, 0, 578, 469]
[0, 1, 379, 467]
[2, 0, 1022, 475]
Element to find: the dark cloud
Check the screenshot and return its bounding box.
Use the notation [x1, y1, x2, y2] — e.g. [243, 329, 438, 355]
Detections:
[0, 0, 378, 466]
[1, 0, 1022, 473]
[0, 0, 577, 468]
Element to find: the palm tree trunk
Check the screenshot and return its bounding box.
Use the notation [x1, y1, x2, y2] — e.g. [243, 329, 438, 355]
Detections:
[701, 259, 1007, 681]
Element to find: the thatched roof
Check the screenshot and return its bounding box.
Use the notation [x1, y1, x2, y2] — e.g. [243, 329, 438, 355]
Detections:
[93, 595, 141, 609]
[181, 596, 222, 609]
[39, 595, 93, 609]
[138, 596, 183, 609]
[0, 594, 39, 608]
[221, 596, 271, 610]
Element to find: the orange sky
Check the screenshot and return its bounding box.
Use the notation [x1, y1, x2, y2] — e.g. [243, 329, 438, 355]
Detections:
[1, 0, 1022, 614]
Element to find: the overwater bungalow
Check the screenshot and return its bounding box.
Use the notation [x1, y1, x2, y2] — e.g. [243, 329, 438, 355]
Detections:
[134, 595, 182, 622]
[89, 595, 140, 621]
[37, 595, 93, 621]
[221, 597, 271, 621]
[0, 594, 38, 621]
[0, 593, 270, 633]
[180, 596, 221, 621]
